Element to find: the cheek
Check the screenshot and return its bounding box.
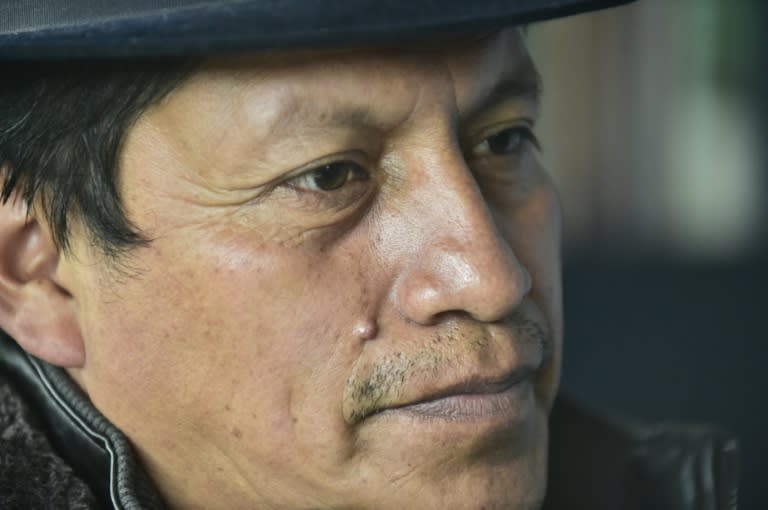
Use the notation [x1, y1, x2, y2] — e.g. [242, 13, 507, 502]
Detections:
[190, 233, 379, 478]
[497, 182, 563, 404]
[498, 180, 562, 304]
[80, 228, 374, 469]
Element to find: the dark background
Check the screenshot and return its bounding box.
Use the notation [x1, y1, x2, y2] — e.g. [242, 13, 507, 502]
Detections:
[562, 252, 765, 510]
[530, 1, 767, 508]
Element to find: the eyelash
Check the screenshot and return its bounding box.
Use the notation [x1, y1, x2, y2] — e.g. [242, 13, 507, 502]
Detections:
[282, 124, 540, 198]
[470, 125, 540, 158]
[286, 161, 370, 193]
[281, 159, 374, 212]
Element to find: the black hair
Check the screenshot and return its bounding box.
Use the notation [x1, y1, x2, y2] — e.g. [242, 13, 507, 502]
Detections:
[0, 59, 193, 259]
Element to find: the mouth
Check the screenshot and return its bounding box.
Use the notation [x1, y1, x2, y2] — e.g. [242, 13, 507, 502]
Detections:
[369, 366, 536, 423]
[346, 307, 554, 426]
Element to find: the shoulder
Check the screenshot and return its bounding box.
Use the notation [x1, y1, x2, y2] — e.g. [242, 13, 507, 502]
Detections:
[0, 371, 98, 509]
[543, 396, 739, 510]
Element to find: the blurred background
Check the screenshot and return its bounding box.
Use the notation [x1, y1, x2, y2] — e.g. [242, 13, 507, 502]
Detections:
[528, 1, 766, 508]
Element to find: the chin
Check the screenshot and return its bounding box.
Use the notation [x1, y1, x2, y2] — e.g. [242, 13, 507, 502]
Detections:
[368, 459, 548, 510]
[347, 408, 549, 510]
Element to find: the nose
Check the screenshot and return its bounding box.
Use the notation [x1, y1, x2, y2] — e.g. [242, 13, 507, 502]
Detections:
[391, 153, 531, 325]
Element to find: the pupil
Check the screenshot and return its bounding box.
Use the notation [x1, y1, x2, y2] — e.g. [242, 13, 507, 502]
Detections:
[312, 163, 350, 191]
[488, 130, 521, 155]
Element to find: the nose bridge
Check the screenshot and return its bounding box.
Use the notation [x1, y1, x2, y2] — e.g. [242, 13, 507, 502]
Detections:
[392, 146, 531, 324]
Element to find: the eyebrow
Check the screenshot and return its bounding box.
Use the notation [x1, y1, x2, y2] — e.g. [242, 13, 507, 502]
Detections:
[264, 56, 542, 138]
[462, 64, 542, 121]
[269, 95, 386, 136]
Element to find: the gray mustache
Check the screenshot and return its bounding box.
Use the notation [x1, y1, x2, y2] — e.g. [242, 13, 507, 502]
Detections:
[343, 312, 551, 424]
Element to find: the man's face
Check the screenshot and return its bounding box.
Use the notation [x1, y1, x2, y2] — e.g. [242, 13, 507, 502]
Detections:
[61, 29, 562, 509]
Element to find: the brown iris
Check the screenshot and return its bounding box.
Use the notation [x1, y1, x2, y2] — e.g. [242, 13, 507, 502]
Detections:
[308, 161, 367, 191]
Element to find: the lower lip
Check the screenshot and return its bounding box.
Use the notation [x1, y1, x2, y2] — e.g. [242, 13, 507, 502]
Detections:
[380, 379, 533, 424]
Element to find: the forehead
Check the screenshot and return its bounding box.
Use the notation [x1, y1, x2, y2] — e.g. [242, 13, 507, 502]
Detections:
[128, 29, 540, 194]
[159, 29, 538, 133]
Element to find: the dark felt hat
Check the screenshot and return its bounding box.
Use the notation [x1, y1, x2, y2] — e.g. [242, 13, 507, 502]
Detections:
[0, 0, 634, 59]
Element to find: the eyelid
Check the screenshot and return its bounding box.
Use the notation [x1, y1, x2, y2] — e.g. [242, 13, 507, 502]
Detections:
[288, 150, 370, 179]
[516, 125, 541, 152]
[279, 151, 376, 213]
[251, 149, 370, 197]
[286, 159, 369, 194]
[467, 118, 536, 147]
[466, 121, 541, 157]
[469, 117, 536, 139]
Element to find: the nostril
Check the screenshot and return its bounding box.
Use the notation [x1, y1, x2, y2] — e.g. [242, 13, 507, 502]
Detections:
[431, 309, 476, 326]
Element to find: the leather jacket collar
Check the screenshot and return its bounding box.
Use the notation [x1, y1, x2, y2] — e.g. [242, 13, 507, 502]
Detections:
[0, 332, 165, 509]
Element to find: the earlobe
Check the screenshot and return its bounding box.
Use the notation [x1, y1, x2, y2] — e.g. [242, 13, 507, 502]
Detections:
[0, 196, 85, 367]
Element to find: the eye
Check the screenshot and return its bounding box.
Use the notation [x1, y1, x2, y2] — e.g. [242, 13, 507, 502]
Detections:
[287, 160, 370, 192]
[471, 126, 539, 157]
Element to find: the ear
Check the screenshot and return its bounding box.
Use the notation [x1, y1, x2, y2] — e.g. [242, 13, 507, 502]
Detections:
[0, 195, 85, 367]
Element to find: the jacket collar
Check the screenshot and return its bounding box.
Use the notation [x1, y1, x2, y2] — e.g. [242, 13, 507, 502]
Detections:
[0, 332, 166, 509]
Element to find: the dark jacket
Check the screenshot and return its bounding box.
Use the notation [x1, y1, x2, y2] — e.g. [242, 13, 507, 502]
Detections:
[0, 334, 739, 509]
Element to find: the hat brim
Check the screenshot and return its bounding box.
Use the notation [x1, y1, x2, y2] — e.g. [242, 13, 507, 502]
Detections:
[0, 0, 634, 59]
